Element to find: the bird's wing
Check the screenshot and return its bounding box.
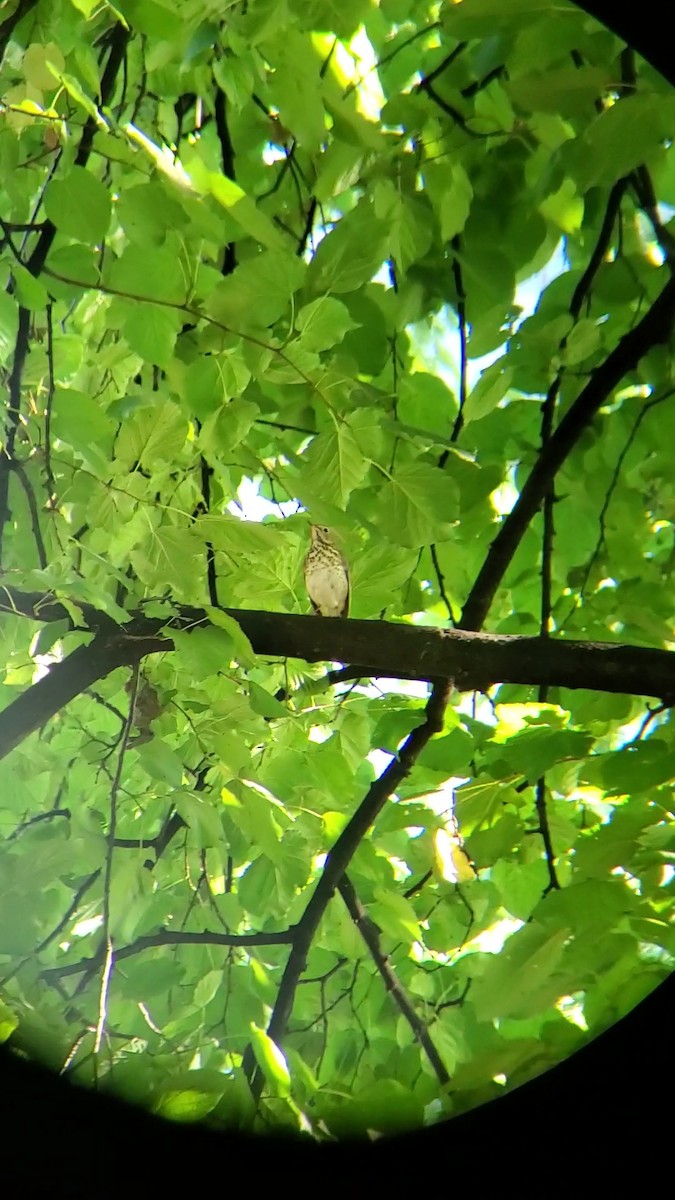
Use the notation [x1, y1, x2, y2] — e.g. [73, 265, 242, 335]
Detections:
[341, 555, 350, 618]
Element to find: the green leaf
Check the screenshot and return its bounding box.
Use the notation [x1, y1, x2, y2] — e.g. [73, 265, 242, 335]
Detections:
[131, 526, 202, 590]
[507, 66, 611, 116]
[194, 970, 223, 1008]
[23, 42, 65, 89]
[51, 388, 114, 451]
[193, 514, 280, 558]
[492, 728, 594, 785]
[172, 627, 234, 681]
[107, 243, 187, 305]
[199, 399, 258, 454]
[249, 1023, 291, 1096]
[373, 181, 434, 271]
[424, 161, 473, 242]
[492, 859, 550, 920]
[206, 608, 256, 668]
[227, 783, 287, 862]
[49, 70, 108, 127]
[123, 303, 182, 367]
[474, 924, 571, 1021]
[115, 181, 187, 245]
[464, 359, 513, 424]
[295, 296, 358, 352]
[455, 779, 512, 836]
[154, 1088, 222, 1123]
[268, 34, 325, 151]
[212, 54, 254, 110]
[115, 401, 187, 468]
[577, 94, 675, 187]
[375, 463, 459, 548]
[0, 293, 19, 360]
[370, 889, 421, 943]
[323, 1079, 424, 1136]
[338, 710, 372, 772]
[12, 264, 48, 310]
[207, 251, 305, 328]
[44, 167, 111, 243]
[307, 205, 389, 294]
[313, 139, 363, 204]
[248, 681, 288, 719]
[0, 999, 19, 1043]
[134, 740, 185, 787]
[44, 244, 100, 294]
[174, 791, 225, 847]
[582, 742, 675, 796]
[536, 879, 636, 934]
[304, 416, 369, 507]
[349, 544, 419, 616]
[443, 0, 562, 37]
[189, 161, 287, 250]
[563, 319, 601, 366]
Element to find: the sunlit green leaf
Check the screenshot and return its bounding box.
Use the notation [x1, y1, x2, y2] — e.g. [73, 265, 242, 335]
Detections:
[1, 0, 673, 1145]
[249, 1023, 291, 1096]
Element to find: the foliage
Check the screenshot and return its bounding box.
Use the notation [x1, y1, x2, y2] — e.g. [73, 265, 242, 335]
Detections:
[0, 0, 674, 1139]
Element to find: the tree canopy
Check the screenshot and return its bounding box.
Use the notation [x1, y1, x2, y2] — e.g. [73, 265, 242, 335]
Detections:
[0, 0, 674, 1139]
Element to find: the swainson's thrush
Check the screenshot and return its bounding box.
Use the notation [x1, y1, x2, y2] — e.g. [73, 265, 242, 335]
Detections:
[303, 525, 350, 617]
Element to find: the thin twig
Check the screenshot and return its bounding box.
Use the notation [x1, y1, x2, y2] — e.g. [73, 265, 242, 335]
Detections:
[94, 666, 139, 1058]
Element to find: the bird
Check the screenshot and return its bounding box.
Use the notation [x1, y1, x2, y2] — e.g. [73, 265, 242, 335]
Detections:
[303, 524, 350, 617]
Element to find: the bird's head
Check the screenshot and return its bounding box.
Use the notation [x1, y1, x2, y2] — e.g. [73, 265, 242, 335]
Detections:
[309, 524, 334, 545]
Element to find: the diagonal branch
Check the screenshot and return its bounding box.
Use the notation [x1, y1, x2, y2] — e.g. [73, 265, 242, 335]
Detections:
[0, 629, 159, 762]
[338, 874, 451, 1087]
[0, 308, 31, 566]
[459, 273, 675, 631]
[243, 679, 452, 1098]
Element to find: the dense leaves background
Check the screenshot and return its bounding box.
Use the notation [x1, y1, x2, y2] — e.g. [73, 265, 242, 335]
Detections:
[0, 0, 674, 1138]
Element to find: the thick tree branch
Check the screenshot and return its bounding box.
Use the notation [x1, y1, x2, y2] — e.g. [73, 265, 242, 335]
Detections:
[0, 629, 155, 762]
[2, 593, 675, 762]
[460, 274, 675, 631]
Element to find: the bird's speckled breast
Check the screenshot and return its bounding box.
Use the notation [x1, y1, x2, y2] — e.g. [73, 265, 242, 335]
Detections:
[305, 562, 349, 616]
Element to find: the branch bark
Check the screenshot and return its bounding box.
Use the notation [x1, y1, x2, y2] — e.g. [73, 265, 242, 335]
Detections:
[243, 679, 453, 1098]
[40, 927, 295, 986]
[460, 274, 675, 631]
[338, 874, 451, 1087]
[2, 591, 675, 762]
